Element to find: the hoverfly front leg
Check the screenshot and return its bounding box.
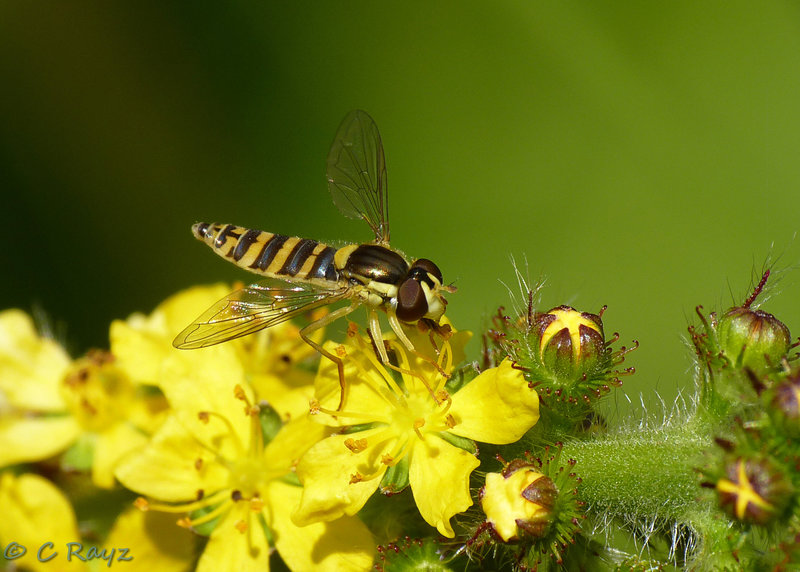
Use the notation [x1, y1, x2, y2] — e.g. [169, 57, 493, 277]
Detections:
[300, 301, 361, 411]
[387, 310, 451, 381]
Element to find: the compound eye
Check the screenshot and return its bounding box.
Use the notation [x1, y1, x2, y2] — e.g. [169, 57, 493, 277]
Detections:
[411, 258, 443, 284]
[396, 278, 428, 322]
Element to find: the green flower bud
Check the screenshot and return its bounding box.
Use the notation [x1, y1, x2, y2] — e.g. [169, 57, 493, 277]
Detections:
[716, 457, 793, 525]
[717, 306, 790, 373]
[533, 306, 605, 382]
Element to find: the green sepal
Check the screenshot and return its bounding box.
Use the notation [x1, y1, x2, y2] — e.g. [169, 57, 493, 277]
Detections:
[259, 402, 283, 445]
[278, 472, 302, 487]
[445, 364, 478, 394]
[189, 505, 222, 537]
[380, 453, 410, 494]
[61, 433, 96, 472]
[342, 422, 378, 434]
[436, 431, 478, 455]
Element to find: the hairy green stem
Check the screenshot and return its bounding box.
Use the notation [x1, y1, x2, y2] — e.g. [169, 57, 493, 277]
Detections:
[560, 424, 709, 521]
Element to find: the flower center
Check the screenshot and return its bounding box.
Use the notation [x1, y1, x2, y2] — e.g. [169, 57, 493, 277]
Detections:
[60, 351, 133, 432]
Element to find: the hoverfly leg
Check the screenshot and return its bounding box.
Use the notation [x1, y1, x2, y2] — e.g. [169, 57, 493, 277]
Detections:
[387, 311, 451, 381]
[300, 301, 360, 411]
[367, 310, 390, 364]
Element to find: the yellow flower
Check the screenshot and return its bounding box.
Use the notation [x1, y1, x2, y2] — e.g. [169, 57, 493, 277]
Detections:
[0, 310, 164, 487]
[115, 344, 374, 572]
[111, 284, 321, 419]
[293, 327, 540, 538]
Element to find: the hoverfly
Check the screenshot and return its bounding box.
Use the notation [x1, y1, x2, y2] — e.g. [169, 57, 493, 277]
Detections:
[173, 110, 455, 405]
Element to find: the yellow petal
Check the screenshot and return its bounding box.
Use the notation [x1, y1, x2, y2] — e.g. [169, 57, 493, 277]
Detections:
[158, 284, 231, 332]
[250, 371, 316, 420]
[115, 416, 228, 501]
[266, 481, 374, 572]
[448, 359, 539, 444]
[0, 416, 80, 467]
[110, 316, 171, 385]
[0, 472, 87, 572]
[197, 503, 270, 572]
[110, 284, 230, 386]
[263, 416, 329, 476]
[92, 422, 149, 489]
[408, 435, 478, 537]
[293, 428, 392, 526]
[314, 341, 393, 426]
[160, 346, 252, 459]
[104, 508, 194, 572]
[0, 309, 70, 411]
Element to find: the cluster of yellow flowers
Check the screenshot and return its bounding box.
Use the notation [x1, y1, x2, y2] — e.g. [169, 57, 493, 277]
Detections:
[0, 284, 541, 571]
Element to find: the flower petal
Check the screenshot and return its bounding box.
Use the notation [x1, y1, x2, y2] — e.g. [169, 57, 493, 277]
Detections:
[0, 309, 70, 411]
[293, 427, 392, 526]
[159, 345, 252, 458]
[408, 435, 478, 537]
[0, 416, 80, 467]
[93, 422, 149, 489]
[110, 284, 230, 386]
[266, 481, 374, 571]
[104, 508, 194, 572]
[115, 415, 228, 501]
[0, 472, 86, 572]
[448, 358, 539, 444]
[263, 416, 329, 476]
[198, 503, 270, 572]
[314, 341, 393, 426]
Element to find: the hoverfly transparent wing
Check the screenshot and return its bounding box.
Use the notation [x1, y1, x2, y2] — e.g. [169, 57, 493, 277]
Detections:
[172, 283, 349, 349]
[326, 109, 390, 244]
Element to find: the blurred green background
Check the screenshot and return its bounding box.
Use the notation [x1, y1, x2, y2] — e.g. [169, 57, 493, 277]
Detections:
[2, 2, 799, 411]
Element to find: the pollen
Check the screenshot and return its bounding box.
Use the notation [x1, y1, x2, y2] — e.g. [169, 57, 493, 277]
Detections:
[336, 345, 348, 358]
[195, 458, 204, 471]
[381, 454, 394, 465]
[235, 520, 248, 533]
[345, 438, 368, 453]
[234, 384, 247, 402]
[177, 517, 192, 529]
[250, 498, 264, 512]
[198, 411, 210, 423]
[350, 472, 364, 484]
[445, 414, 457, 429]
[309, 399, 321, 414]
[134, 497, 149, 511]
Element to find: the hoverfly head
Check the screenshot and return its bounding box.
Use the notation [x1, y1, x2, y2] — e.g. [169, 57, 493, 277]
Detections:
[396, 258, 447, 323]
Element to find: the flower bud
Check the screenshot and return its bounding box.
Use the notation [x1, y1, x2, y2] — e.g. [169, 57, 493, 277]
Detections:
[717, 306, 790, 373]
[770, 372, 800, 436]
[480, 461, 556, 542]
[716, 457, 793, 525]
[533, 306, 605, 382]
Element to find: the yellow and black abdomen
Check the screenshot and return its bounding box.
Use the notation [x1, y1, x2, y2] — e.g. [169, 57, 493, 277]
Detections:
[193, 222, 339, 284]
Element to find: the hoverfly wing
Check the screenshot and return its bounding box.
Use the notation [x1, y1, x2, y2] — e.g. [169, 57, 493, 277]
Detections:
[326, 109, 390, 244]
[172, 283, 348, 349]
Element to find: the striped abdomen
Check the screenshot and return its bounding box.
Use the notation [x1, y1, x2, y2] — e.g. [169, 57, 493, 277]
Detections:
[193, 222, 339, 284]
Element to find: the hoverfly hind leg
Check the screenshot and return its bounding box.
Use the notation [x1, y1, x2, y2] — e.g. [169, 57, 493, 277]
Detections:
[300, 301, 360, 412]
